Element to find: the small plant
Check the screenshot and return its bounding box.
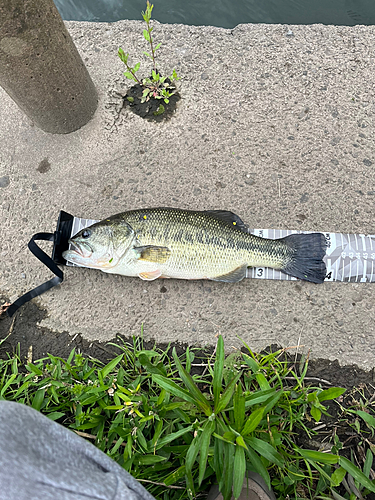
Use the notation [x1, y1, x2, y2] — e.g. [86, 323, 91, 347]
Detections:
[118, 1, 179, 107]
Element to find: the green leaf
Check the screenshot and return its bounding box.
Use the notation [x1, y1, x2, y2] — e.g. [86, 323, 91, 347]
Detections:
[67, 348, 75, 365]
[317, 387, 346, 402]
[138, 454, 167, 465]
[134, 62, 140, 72]
[331, 467, 346, 487]
[152, 374, 198, 406]
[27, 363, 43, 376]
[164, 465, 186, 486]
[297, 448, 339, 464]
[213, 335, 224, 409]
[216, 371, 242, 414]
[242, 353, 259, 373]
[233, 383, 245, 431]
[235, 435, 248, 450]
[364, 448, 373, 478]
[245, 446, 271, 488]
[118, 47, 128, 63]
[163, 98, 169, 104]
[172, 348, 212, 416]
[153, 104, 165, 116]
[185, 437, 200, 496]
[233, 445, 246, 499]
[0, 373, 17, 396]
[355, 410, 375, 429]
[155, 42, 162, 50]
[32, 388, 46, 411]
[143, 29, 150, 41]
[256, 373, 270, 391]
[138, 353, 164, 375]
[124, 71, 136, 81]
[263, 391, 282, 414]
[143, 51, 152, 58]
[244, 389, 276, 409]
[241, 407, 264, 436]
[222, 442, 235, 500]
[310, 405, 322, 422]
[155, 425, 194, 449]
[339, 456, 375, 493]
[246, 437, 284, 467]
[199, 419, 215, 485]
[46, 411, 65, 421]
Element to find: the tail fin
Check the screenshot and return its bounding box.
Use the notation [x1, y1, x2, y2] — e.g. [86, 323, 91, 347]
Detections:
[280, 233, 327, 283]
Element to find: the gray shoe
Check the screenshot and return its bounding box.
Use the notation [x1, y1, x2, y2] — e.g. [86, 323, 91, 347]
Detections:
[207, 471, 277, 500]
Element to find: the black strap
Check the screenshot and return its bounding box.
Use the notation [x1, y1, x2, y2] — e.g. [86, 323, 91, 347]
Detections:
[7, 233, 64, 317]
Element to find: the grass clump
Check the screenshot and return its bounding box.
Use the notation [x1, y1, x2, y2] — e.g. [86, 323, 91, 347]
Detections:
[0, 335, 375, 500]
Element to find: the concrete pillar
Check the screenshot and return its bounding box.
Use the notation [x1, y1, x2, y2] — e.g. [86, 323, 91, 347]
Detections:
[0, 0, 98, 134]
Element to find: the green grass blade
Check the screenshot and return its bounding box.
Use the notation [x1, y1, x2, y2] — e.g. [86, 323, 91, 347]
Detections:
[233, 383, 245, 431]
[152, 374, 199, 406]
[199, 419, 215, 485]
[99, 354, 123, 379]
[297, 448, 339, 465]
[213, 335, 224, 409]
[172, 348, 212, 416]
[246, 436, 284, 467]
[185, 437, 200, 496]
[364, 448, 373, 478]
[32, 388, 46, 411]
[317, 387, 346, 402]
[245, 446, 271, 489]
[155, 425, 194, 449]
[339, 456, 375, 493]
[241, 407, 264, 436]
[233, 445, 246, 499]
[0, 373, 17, 396]
[222, 441, 235, 500]
[355, 410, 375, 428]
[244, 388, 276, 409]
[216, 371, 242, 414]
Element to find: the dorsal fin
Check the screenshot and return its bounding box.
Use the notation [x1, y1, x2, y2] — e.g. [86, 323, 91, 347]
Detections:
[203, 210, 248, 232]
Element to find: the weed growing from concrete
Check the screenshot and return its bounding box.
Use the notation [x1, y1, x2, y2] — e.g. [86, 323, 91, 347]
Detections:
[118, 1, 179, 109]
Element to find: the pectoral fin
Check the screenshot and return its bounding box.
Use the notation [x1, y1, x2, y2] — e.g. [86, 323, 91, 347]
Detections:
[138, 270, 162, 281]
[209, 264, 248, 283]
[134, 245, 171, 264]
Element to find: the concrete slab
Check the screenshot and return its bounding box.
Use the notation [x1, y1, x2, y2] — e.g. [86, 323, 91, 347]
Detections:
[1, 21, 374, 368]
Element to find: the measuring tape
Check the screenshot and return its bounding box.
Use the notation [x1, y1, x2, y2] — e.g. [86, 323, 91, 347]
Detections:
[249, 229, 375, 283]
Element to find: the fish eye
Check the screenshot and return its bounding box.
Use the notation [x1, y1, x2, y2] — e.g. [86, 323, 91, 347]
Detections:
[82, 229, 91, 239]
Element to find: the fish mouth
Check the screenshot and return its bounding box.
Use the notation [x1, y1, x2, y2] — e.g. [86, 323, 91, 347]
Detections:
[67, 240, 93, 259]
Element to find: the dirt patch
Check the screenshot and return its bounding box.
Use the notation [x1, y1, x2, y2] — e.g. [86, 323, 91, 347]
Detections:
[123, 79, 180, 122]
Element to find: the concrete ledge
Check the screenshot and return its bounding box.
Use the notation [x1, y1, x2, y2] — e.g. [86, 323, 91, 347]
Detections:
[1, 21, 374, 368]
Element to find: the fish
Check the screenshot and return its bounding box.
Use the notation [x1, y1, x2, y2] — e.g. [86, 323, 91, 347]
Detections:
[62, 207, 327, 283]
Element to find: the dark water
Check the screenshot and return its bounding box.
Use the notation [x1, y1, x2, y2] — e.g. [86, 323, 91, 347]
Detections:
[54, 0, 375, 28]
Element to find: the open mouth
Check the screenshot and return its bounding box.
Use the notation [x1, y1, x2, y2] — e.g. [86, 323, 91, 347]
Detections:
[68, 240, 93, 258]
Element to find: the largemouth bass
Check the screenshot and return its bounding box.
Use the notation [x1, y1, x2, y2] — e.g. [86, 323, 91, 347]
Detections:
[62, 208, 327, 283]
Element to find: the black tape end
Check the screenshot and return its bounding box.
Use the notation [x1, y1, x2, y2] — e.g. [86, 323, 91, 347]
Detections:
[52, 211, 74, 265]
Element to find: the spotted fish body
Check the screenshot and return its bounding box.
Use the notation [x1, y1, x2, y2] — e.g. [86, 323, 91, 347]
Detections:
[63, 207, 327, 283]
